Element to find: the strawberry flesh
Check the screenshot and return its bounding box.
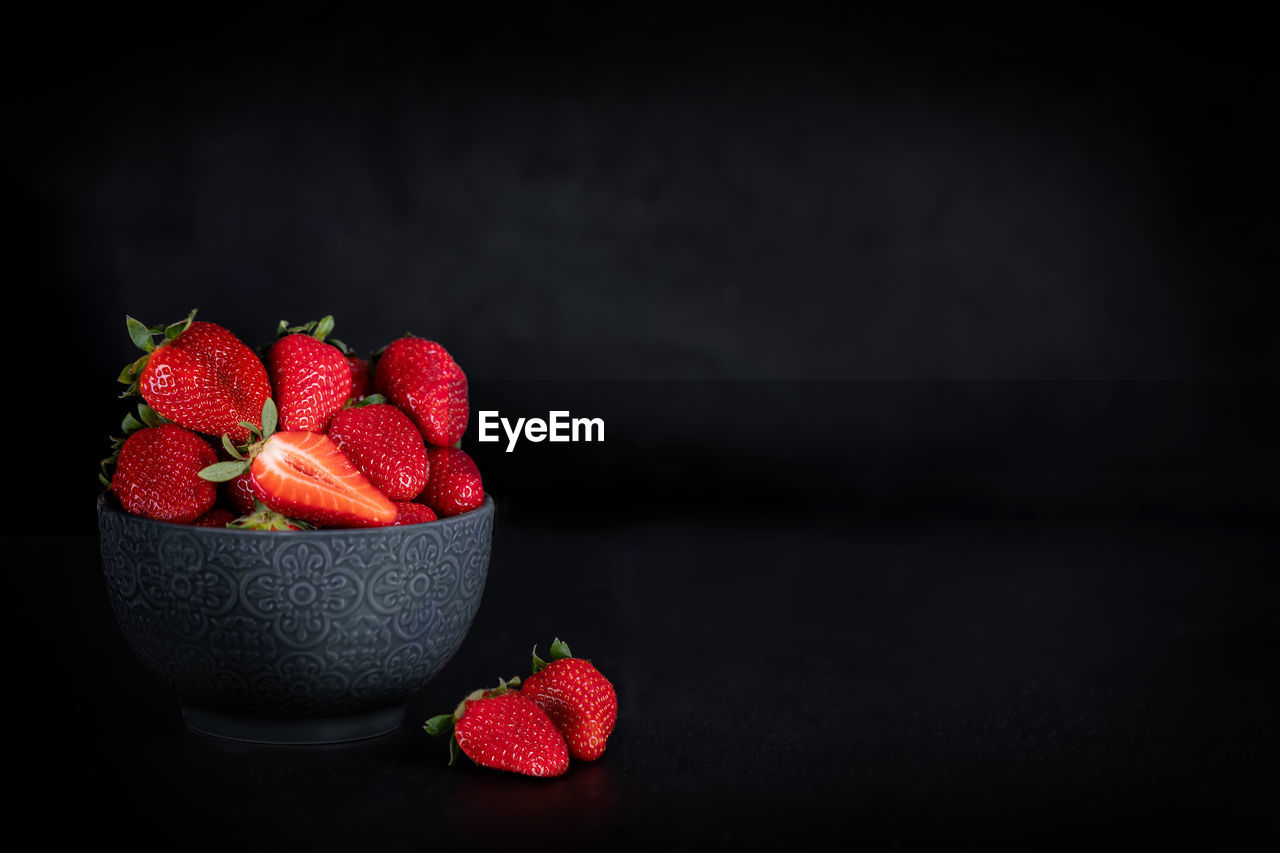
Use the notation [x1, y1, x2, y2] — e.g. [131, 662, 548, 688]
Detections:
[249, 431, 397, 528]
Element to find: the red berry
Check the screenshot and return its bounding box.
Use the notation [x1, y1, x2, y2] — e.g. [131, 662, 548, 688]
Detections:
[425, 679, 569, 778]
[393, 502, 438, 525]
[327, 404, 430, 501]
[267, 330, 352, 433]
[130, 318, 272, 443]
[373, 337, 468, 446]
[420, 446, 484, 517]
[111, 424, 218, 523]
[223, 472, 257, 516]
[522, 640, 617, 761]
[347, 355, 373, 402]
[190, 508, 236, 528]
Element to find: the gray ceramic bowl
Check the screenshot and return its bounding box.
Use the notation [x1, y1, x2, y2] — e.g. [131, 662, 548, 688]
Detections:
[96, 493, 493, 744]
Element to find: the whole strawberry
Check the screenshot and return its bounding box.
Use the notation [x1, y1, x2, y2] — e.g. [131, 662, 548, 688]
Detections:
[110, 421, 218, 523]
[120, 311, 271, 444]
[420, 446, 484, 517]
[191, 508, 235, 528]
[199, 399, 397, 528]
[223, 471, 257, 516]
[267, 316, 352, 432]
[346, 354, 374, 402]
[373, 336, 469, 447]
[522, 639, 618, 762]
[393, 502, 438, 525]
[327, 400, 430, 501]
[424, 677, 569, 778]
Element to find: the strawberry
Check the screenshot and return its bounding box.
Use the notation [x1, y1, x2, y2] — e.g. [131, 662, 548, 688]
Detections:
[266, 316, 352, 433]
[327, 401, 430, 501]
[191, 508, 236, 528]
[393, 502, 437, 525]
[521, 639, 617, 762]
[347, 354, 373, 402]
[373, 336, 469, 446]
[119, 311, 271, 444]
[199, 400, 397, 528]
[223, 472, 257, 516]
[420, 446, 484, 517]
[424, 677, 569, 778]
[109, 421, 218, 523]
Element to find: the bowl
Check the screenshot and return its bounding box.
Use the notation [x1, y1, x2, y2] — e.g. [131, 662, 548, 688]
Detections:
[96, 493, 493, 744]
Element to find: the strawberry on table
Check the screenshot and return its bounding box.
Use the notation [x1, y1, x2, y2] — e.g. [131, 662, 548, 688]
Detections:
[119, 310, 271, 444]
[420, 446, 484, 517]
[267, 316, 352, 433]
[327, 400, 431, 501]
[373, 336, 469, 447]
[522, 639, 618, 762]
[199, 400, 397, 528]
[109, 419, 218, 523]
[424, 677, 569, 778]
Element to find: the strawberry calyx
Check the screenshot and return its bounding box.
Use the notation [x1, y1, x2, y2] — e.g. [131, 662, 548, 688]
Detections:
[197, 398, 279, 482]
[227, 500, 314, 531]
[117, 309, 198, 398]
[343, 393, 387, 410]
[275, 315, 351, 354]
[423, 676, 523, 766]
[531, 638, 573, 674]
[99, 403, 170, 487]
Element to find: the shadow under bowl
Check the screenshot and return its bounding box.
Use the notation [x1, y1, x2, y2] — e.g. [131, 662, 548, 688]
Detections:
[96, 494, 493, 744]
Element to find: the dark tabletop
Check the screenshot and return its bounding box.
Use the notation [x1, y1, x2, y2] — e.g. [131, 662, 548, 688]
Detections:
[10, 503, 1275, 849]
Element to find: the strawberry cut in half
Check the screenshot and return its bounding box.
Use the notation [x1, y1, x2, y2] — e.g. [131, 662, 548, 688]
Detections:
[199, 400, 397, 528]
[373, 336, 469, 447]
[267, 315, 353, 433]
[119, 310, 271, 444]
[424, 677, 569, 778]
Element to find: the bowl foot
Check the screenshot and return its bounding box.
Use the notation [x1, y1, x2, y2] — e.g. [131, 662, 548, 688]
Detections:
[182, 703, 407, 745]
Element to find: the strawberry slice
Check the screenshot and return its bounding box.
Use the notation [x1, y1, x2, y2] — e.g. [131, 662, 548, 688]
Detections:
[249, 431, 397, 528]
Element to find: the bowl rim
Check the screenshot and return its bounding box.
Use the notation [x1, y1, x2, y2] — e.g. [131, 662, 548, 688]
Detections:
[96, 492, 494, 537]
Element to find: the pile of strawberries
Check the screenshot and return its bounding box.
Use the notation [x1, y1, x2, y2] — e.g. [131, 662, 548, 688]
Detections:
[102, 310, 484, 529]
[427, 639, 618, 777]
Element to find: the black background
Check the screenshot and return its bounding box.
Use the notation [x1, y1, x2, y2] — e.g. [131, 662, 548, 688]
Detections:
[5, 5, 1277, 848]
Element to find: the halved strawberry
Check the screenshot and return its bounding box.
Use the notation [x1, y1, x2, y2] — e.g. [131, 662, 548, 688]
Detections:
[373, 336, 469, 446]
[199, 400, 397, 528]
[327, 401, 430, 501]
[420, 446, 484, 517]
[267, 316, 352, 432]
[120, 311, 271, 444]
[110, 422, 218, 523]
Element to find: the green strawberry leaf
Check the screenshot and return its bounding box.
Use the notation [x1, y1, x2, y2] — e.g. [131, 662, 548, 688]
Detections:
[164, 308, 197, 340]
[98, 472, 111, 489]
[126, 316, 155, 352]
[549, 638, 572, 660]
[137, 404, 165, 428]
[121, 412, 145, 434]
[423, 714, 454, 737]
[261, 398, 278, 439]
[448, 735, 462, 766]
[238, 421, 262, 439]
[531, 645, 548, 674]
[221, 434, 245, 459]
[314, 315, 334, 342]
[199, 460, 251, 482]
